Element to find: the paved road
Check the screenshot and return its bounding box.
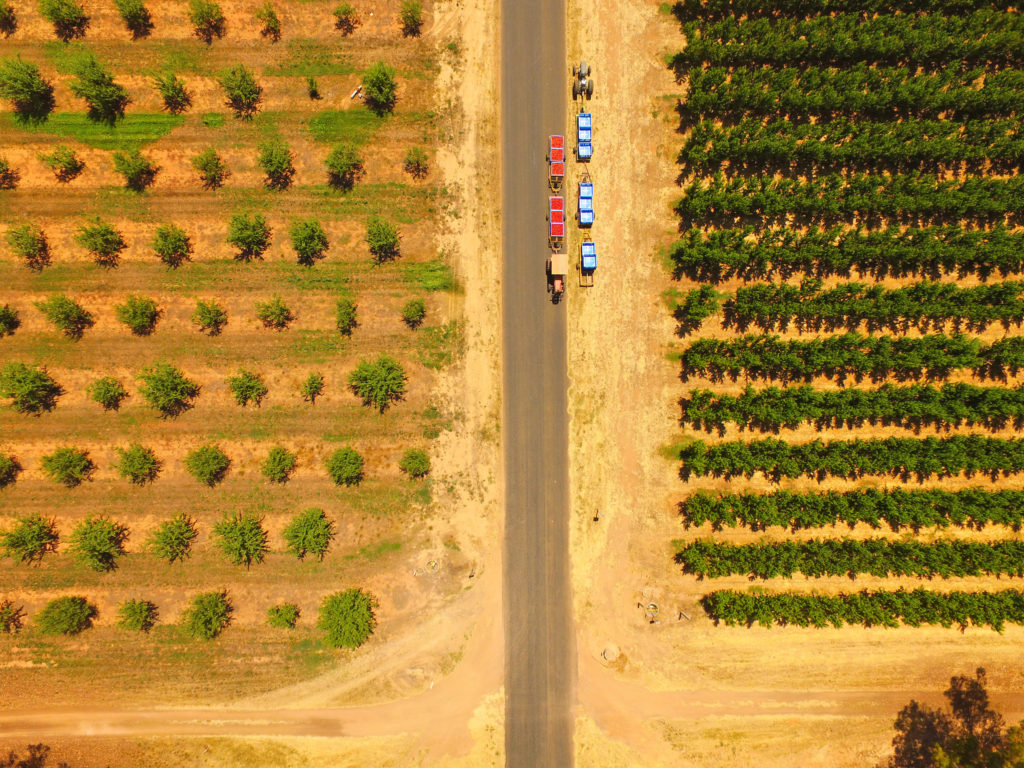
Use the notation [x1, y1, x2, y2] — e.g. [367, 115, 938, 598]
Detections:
[500, 1, 574, 767]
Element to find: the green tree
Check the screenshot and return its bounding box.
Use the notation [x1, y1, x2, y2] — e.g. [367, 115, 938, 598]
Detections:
[219, 64, 261, 118]
[148, 512, 197, 563]
[257, 137, 294, 190]
[191, 147, 229, 188]
[0, 514, 57, 563]
[0, 304, 18, 336]
[36, 596, 96, 635]
[113, 0, 152, 37]
[192, 298, 228, 335]
[185, 443, 230, 486]
[317, 588, 376, 648]
[366, 216, 400, 263]
[0, 156, 17, 189]
[399, 448, 430, 478]
[0, 362, 61, 414]
[227, 212, 271, 260]
[399, 0, 422, 37]
[255, 2, 280, 40]
[0, 57, 54, 122]
[282, 507, 334, 560]
[181, 590, 232, 639]
[137, 362, 200, 416]
[113, 149, 158, 191]
[255, 295, 293, 329]
[115, 295, 161, 335]
[403, 145, 428, 178]
[227, 369, 268, 406]
[306, 75, 320, 100]
[290, 218, 328, 265]
[152, 223, 192, 267]
[267, 603, 299, 628]
[87, 376, 128, 410]
[0, 454, 20, 488]
[335, 297, 357, 336]
[38, 0, 88, 40]
[325, 142, 362, 190]
[362, 61, 397, 114]
[75, 218, 126, 266]
[69, 516, 128, 571]
[117, 599, 157, 631]
[114, 443, 160, 484]
[35, 294, 94, 338]
[0, 599, 25, 634]
[39, 145, 84, 182]
[261, 446, 296, 483]
[0, 0, 16, 35]
[6, 223, 49, 270]
[69, 54, 130, 124]
[332, 1, 358, 33]
[153, 71, 192, 113]
[325, 446, 363, 486]
[401, 298, 426, 329]
[41, 447, 94, 487]
[213, 512, 268, 568]
[348, 355, 407, 412]
[300, 372, 324, 403]
[189, 0, 224, 43]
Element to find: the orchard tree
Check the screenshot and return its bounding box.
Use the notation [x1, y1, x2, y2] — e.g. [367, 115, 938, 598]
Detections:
[0, 600, 25, 634]
[137, 362, 200, 416]
[282, 507, 334, 560]
[333, 1, 358, 33]
[306, 76, 320, 99]
[362, 61, 397, 114]
[0, 57, 55, 122]
[261, 446, 296, 483]
[39, 145, 85, 182]
[34, 294, 94, 338]
[213, 512, 268, 568]
[0, 304, 18, 336]
[184, 443, 230, 485]
[326, 446, 363, 486]
[325, 142, 362, 189]
[227, 369, 267, 406]
[87, 376, 128, 410]
[335, 297, 357, 336]
[6, 223, 50, 270]
[114, 443, 160, 484]
[255, 295, 293, 329]
[189, 0, 224, 43]
[401, 298, 426, 329]
[41, 446, 94, 487]
[115, 295, 161, 335]
[181, 590, 232, 639]
[75, 218, 126, 266]
[0, 514, 58, 563]
[69, 516, 128, 571]
[267, 603, 299, 628]
[148, 512, 197, 563]
[257, 137, 294, 190]
[255, 2, 280, 41]
[227, 212, 271, 260]
[0, 0, 16, 35]
[38, 0, 88, 40]
[348, 354, 407, 412]
[0, 453, 20, 488]
[192, 148, 229, 188]
[290, 218, 328, 265]
[366, 216, 400, 263]
[113, 149, 158, 191]
[317, 588, 376, 648]
[113, 0, 152, 37]
[0, 156, 18, 188]
[117, 599, 157, 631]
[399, 0, 422, 36]
[399, 448, 430, 478]
[0, 361, 62, 413]
[192, 298, 227, 335]
[404, 146, 428, 178]
[153, 71, 191, 113]
[300, 372, 324, 403]
[219, 65, 261, 118]
[36, 596, 96, 635]
[70, 54, 130, 124]
[152, 223, 192, 267]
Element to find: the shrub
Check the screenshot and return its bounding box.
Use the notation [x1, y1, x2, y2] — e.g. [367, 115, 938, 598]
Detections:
[317, 588, 376, 648]
[192, 299, 227, 335]
[399, 448, 430, 478]
[137, 362, 200, 416]
[153, 72, 191, 114]
[0, 57, 55, 122]
[113, 149, 158, 191]
[70, 516, 128, 571]
[219, 65, 261, 118]
[306, 76, 320, 100]
[75, 218, 126, 266]
[348, 355, 406, 412]
[0, 600, 25, 634]
[0, 454, 20, 488]
[366, 216, 400, 263]
[0, 0, 16, 35]
[114, 443, 160, 484]
[70, 54, 130, 124]
[115, 295, 161, 335]
[113, 0, 152, 37]
[362, 61, 397, 114]
[87, 376, 128, 410]
[325, 143, 362, 190]
[335, 297, 357, 336]
[403, 146, 428, 178]
[117, 599, 157, 631]
[267, 603, 299, 628]
[399, 0, 422, 36]
[185, 443, 230, 486]
[227, 212, 271, 260]
[213, 512, 268, 568]
[0, 362, 61, 413]
[182, 591, 232, 640]
[300, 372, 324, 403]
[189, 0, 224, 43]
[261, 446, 296, 483]
[255, 296, 293, 329]
[282, 507, 334, 560]
[191, 148, 229, 188]
[290, 218, 328, 265]
[152, 223, 192, 267]
[0, 304, 18, 336]
[36, 596, 96, 636]
[148, 512, 197, 563]
[333, 1, 358, 33]
[41, 447, 94, 487]
[257, 137, 294, 190]
[34, 294, 94, 338]
[6, 224, 49, 270]
[401, 298, 426, 329]
[227, 369, 268, 406]
[38, 0, 88, 40]
[255, 2, 280, 41]
[0, 514, 58, 563]
[326, 447, 363, 486]
[39, 145, 85, 182]
[0, 156, 18, 188]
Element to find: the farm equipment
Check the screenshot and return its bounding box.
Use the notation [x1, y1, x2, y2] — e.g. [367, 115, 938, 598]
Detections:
[547, 252, 568, 303]
[572, 61, 594, 100]
[548, 196, 565, 249]
[576, 111, 592, 161]
[577, 173, 593, 227]
[579, 240, 596, 287]
[547, 135, 565, 191]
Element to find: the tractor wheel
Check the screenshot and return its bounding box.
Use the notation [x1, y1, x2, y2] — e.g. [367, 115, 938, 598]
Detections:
[572, 64, 578, 76]
[572, 80, 581, 99]
[586, 79, 594, 98]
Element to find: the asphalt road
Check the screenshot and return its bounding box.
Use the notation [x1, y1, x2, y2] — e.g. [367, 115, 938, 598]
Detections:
[500, 1, 574, 767]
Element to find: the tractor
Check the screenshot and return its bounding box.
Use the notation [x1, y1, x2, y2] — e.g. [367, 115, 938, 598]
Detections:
[572, 61, 594, 100]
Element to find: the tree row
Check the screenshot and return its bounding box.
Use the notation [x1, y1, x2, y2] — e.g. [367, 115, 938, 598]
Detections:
[676, 538, 1024, 579]
[678, 435, 1024, 480]
[699, 587, 1024, 630]
[678, 488, 1024, 531]
[670, 0, 1015, 23]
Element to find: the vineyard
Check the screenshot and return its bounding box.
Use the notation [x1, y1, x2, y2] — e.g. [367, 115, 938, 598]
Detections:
[0, 0, 462, 711]
[667, 0, 1024, 631]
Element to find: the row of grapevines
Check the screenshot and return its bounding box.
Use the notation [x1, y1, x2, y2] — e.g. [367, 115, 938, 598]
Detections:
[678, 435, 1024, 480]
[699, 588, 1024, 630]
[670, 0, 1016, 23]
[678, 488, 1024, 531]
[676, 538, 1024, 579]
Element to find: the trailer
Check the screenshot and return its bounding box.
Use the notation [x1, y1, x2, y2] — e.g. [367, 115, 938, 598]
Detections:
[579, 240, 596, 287]
[548, 196, 565, 249]
[576, 112, 593, 161]
[578, 177, 594, 227]
[547, 135, 565, 191]
[547, 252, 568, 303]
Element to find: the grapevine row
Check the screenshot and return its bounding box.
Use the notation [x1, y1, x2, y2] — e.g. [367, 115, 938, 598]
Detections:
[699, 588, 1024, 630]
[678, 435, 1024, 480]
[678, 488, 1024, 531]
[670, 0, 1017, 23]
[676, 538, 1024, 579]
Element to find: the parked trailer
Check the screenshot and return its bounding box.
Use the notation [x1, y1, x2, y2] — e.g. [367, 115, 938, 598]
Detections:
[576, 112, 593, 161]
[580, 240, 596, 287]
[578, 178, 594, 227]
[548, 196, 565, 249]
[548, 135, 565, 191]
[547, 252, 569, 303]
